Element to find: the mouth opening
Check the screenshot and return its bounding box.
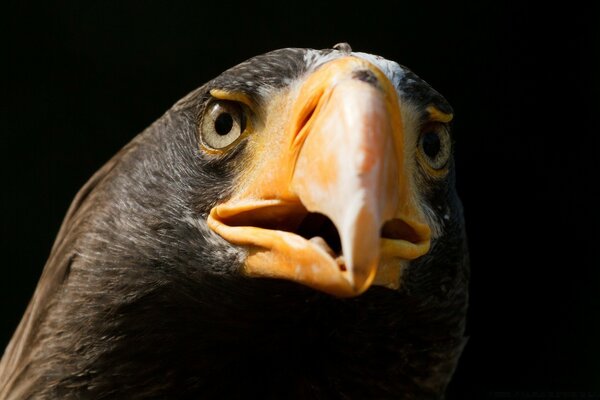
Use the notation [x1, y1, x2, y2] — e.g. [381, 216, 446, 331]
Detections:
[295, 212, 342, 256]
[215, 203, 347, 270]
[381, 218, 423, 244]
[212, 202, 429, 274]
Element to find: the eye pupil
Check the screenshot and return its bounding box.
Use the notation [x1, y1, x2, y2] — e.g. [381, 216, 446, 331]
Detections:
[422, 131, 441, 159]
[214, 112, 234, 136]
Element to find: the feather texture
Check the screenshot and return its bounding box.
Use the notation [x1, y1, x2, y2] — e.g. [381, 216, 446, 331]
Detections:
[0, 47, 468, 399]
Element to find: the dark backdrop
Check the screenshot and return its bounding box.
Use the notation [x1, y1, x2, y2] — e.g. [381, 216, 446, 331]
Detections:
[2, 1, 598, 398]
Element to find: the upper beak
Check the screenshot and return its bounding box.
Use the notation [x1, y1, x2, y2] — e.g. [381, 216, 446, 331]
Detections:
[207, 57, 431, 297]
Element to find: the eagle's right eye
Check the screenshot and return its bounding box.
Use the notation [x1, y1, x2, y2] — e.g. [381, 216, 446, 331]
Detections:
[200, 100, 247, 150]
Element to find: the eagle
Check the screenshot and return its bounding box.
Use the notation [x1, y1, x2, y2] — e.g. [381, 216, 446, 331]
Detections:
[0, 44, 469, 399]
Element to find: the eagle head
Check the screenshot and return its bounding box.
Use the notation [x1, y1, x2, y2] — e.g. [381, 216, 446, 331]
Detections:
[1, 45, 468, 399]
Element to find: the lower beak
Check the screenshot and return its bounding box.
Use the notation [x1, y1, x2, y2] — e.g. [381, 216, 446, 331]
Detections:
[208, 57, 431, 297]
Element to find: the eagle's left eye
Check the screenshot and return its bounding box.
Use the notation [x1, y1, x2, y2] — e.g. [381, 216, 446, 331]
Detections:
[418, 123, 451, 171]
[200, 100, 247, 150]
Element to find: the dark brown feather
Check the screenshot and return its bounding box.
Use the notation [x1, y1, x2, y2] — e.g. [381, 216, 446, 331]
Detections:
[0, 48, 469, 399]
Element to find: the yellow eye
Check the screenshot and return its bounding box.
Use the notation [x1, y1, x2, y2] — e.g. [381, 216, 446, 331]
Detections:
[418, 123, 451, 171]
[200, 100, 247, 150]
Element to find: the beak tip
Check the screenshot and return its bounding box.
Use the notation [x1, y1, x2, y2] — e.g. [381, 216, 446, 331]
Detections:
[342, 258, 379, 296]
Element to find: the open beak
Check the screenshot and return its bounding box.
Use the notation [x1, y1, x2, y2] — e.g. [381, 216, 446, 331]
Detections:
[207, 57, 431, 297]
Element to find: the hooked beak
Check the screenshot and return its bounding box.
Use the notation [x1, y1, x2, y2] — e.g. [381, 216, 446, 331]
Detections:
[208, 57, 431, 297]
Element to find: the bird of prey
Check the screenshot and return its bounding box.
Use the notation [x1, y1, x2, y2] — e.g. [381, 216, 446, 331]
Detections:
[0, 44, 469, 399]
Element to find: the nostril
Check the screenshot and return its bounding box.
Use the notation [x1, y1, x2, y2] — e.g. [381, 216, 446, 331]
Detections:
[299, 106, 315, 132]
[352, 69, 379, 87]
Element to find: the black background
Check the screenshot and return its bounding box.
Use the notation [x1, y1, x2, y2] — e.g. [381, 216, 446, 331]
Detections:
[2, 1, 598, 398]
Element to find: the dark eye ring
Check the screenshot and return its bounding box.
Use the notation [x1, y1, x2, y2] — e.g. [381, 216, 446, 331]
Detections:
[200, 100, 247, 150]
[418, 124, 451, 171]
